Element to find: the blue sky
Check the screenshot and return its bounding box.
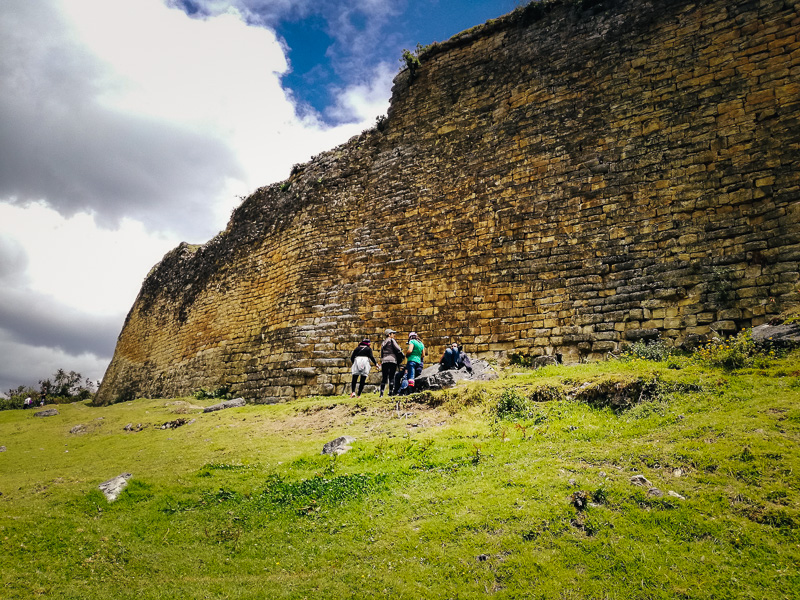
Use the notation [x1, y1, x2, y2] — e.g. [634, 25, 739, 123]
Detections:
[175, 0, 520, 120]
[0, 0, 520, 393]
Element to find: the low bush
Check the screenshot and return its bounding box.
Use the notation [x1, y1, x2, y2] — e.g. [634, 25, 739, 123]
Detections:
[693, 329, 774, 370]
[494, 387, 531, 420]
[621, 339, 674, 361]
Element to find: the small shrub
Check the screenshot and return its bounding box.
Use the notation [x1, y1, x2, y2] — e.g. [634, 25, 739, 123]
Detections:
[495, 388, 530, 420]
[693, 329, 774, 370]
[621, 339, 674, 362]
[193, 386, 232, 400]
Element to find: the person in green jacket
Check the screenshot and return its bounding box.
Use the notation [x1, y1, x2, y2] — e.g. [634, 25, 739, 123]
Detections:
[404, 332, 427, 392]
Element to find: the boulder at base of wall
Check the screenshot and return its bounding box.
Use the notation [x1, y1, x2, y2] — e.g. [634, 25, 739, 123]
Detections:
[414, 359, 497, 392]
[203, 397, 246, 413]
[751, 323, 800, 348]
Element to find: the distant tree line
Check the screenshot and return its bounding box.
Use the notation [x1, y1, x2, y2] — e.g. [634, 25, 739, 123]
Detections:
[2, 369, 97, 411]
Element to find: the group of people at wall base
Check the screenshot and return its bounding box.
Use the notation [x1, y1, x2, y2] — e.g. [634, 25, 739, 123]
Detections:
[349, 329, 472, 398]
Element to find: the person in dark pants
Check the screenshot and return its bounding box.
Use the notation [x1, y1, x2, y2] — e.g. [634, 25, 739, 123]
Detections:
[439, 342, 460, 370]
[403, 332, 427, 393]
[350, 339, 377, 398]
[379, 329, 404, 397]
[456, 344, 473, 374]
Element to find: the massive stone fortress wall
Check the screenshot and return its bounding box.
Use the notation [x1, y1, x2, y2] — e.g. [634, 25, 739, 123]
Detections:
[96, 0, 800, 404]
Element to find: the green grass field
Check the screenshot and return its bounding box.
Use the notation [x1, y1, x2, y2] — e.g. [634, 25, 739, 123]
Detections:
[1, 352, 799, 599]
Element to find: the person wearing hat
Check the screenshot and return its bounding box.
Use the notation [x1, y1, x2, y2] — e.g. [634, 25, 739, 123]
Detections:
[403, 332, 427, 392]
[379, 329, 405, 397]
[350, 338, 377, 398]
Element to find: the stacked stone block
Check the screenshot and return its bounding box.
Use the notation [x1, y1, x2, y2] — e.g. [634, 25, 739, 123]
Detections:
[96, 0, 799, 404]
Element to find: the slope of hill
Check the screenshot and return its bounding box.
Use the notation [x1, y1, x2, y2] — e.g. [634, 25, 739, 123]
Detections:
[2, 348, 799, 599]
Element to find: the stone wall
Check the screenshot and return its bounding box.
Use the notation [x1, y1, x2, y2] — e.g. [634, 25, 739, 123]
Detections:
[96, 0, 800, 404]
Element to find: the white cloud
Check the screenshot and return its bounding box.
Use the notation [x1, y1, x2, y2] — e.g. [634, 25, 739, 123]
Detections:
[0, 0, 392, 392]
[0, 203, 178, 315]
[327, 62, 395, 123]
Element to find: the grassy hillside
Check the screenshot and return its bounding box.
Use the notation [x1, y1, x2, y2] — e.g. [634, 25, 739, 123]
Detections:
[1, 351, 799, 599]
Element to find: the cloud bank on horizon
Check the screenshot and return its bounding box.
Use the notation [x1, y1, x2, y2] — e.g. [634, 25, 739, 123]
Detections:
[0, 0, 516, 393]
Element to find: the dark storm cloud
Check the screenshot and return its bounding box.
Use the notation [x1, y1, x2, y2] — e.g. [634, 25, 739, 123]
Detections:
[0, 285, 120, 358]
[0, 0, 244, 240]
[0, 236, 118, 361]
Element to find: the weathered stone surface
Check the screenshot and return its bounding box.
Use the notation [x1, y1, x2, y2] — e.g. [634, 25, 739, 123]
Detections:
[202, 398, 246, 413]
[751, 323, 800, 348]
[532, 355, 560, 369]
[99, 473, 132, 502]
[70, 424, 87, 435]
[414, 360, 497, 392]
[34, 409, 58, 418]
[630, 474, 652, 488]
[159, 418, 195, 429]
[95, 0, 800, 405]
[322, 436, 356, 456]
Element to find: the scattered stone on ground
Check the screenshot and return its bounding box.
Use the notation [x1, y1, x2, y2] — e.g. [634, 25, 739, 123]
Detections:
[69, 424, 87, 435]
[99, 473, 132, 502]
[630, 474, 653, 487]
[124, 423, 145, 432]
[570, 490, 590, 510]
[203, 397, 246, 413]
[0, 446, 6, 452]
[647, 487, 664, 497]
[477, 554, 489, 562]
[322, 436, 356, 455]
[159, 418, 195, 430]
[34, 409, 59, 417]
[672, 468, 683, 477]
[668, 490, 686, 500]
[751, 322, 800, 348]
[414, 359, 497, 392]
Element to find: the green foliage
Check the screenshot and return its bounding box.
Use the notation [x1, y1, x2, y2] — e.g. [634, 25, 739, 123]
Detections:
[621, 339, 675, 362]
[257, 472, 384, 515]
[693, 329, 774, 370]
[193, 385, 232, 400]
[1, 385, 38, 410]
[399, 43, 431, 78]
[3, 368, 95, 411]
[494, 387, 531, 419]
[708, 266, 737, 304]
